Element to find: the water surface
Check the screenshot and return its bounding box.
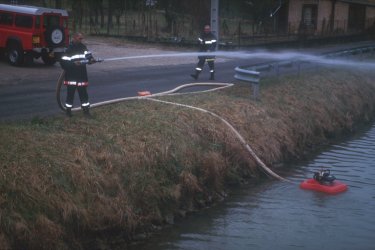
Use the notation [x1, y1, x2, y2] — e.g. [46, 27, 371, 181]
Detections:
[129, 124, 375, 250]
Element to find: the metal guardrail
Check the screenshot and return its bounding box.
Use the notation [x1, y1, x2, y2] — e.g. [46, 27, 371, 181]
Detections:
[234, 46, 375, 100]
[324, 46, 375, 58]
[234, 67, 260, 100]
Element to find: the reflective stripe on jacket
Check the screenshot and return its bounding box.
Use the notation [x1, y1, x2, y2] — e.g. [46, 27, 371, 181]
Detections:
[198, 32, 217, 52]
[60, 42, 92, 84]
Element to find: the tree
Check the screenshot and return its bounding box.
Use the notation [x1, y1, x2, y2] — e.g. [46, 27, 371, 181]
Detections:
[106, 0, 114, 34]
[241, 0, 279, 21]
[156, 0, 179, 33]
[239, 0, 280, 34]
[70, 0, 84, 31]
[113, 0, 126, 34]
[86, 0, 104, 32]
[55, 0, 61, 8]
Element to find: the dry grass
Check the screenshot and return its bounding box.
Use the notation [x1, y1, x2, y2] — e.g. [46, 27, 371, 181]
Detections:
[1, 67, 375, 248]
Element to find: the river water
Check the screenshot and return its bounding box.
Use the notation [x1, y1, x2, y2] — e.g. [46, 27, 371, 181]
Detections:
[129, 124, 375, 250]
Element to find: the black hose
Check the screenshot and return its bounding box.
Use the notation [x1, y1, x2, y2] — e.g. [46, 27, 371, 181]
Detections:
[56, 70, 66, 111]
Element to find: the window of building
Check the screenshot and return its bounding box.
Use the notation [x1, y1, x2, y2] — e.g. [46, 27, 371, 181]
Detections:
[302, 4, 317, 29]
[348, 3, 365, 32]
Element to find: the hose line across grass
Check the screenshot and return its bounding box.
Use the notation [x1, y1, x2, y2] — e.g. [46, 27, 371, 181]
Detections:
[145, 97, 291, 183]
[56, 73, 290, 182]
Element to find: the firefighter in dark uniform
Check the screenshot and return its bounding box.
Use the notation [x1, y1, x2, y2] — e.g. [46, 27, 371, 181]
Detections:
[60, 32, 96, 117]
[190, 25, 217, 81]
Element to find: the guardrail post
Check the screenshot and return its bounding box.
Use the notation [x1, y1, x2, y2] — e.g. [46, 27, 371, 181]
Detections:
[253, 81, 259, 100]
[234, 67, 260, 100]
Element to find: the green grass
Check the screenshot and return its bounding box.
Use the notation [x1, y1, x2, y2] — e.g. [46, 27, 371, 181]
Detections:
[1, 67, 375, 249]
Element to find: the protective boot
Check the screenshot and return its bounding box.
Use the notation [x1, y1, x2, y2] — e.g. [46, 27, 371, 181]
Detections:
[190, 70, 200, 80]
[209, 72, 215, 80]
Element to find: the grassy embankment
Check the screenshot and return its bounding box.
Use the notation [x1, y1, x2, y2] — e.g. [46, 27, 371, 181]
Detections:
[1, 67, 375, 249]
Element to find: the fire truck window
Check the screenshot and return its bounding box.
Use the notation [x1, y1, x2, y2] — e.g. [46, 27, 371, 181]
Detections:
[0, 13, 13, 26]
[43, 15, 59, 27]
[15, 15, 33, 28]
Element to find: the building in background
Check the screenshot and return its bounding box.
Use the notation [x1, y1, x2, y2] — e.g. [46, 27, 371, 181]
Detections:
[286, 0, 375, 36]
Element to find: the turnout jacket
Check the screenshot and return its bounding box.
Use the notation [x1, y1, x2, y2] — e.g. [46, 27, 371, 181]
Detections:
[60, 42, 93, 86]
[198, 31, 217, 60]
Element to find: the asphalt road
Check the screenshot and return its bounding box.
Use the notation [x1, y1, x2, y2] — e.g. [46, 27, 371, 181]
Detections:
[1, 40, 374, 122]
[0, 58, 248, 122]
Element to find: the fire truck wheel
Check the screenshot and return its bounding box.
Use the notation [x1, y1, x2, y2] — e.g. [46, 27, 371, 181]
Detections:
[7, 43, 24, 66]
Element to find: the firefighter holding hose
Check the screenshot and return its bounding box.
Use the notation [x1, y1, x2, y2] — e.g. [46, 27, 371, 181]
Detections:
[190, 25, 217, 81]
[60, 32, 96, 117]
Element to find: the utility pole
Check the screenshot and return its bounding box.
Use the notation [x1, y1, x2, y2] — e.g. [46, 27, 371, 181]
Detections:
[211, 0, 219, 46]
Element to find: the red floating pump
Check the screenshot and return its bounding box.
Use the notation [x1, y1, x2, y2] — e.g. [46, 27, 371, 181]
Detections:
[300, 178, 348, 194]
[300, 169, 348, 194]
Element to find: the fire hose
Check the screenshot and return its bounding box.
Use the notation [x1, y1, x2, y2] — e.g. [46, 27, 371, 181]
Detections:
[55, 70, 66, 111]
[55, 62, 290, 182]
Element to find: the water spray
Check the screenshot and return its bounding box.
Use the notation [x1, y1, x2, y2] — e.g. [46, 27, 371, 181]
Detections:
[99, 50, 375, 70]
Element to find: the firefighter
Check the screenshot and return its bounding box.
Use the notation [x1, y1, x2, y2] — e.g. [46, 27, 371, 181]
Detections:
[190, 25, 217, 81]
[60, 32, 96, 117]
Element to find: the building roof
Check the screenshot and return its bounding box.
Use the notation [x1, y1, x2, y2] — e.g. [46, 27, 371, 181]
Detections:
[0, 4, 68, 16]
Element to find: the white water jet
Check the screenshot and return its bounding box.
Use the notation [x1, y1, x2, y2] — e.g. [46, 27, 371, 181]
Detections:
[102, 50, 375, 70]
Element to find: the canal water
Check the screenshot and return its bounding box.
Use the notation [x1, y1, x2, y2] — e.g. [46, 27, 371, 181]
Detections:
[129, 124, 375, 250]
